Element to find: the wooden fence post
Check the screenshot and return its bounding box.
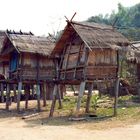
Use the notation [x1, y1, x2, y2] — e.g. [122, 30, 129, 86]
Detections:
[25, 85, 30, 110]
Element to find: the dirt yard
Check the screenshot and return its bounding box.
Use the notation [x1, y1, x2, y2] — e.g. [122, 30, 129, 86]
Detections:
[0, 115, 140, 140]
[0, 99, 140, 140]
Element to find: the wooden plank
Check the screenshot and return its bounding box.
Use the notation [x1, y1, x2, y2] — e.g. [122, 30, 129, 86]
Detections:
[76, 81, 86, 115]
[85, 83, 93, 113]
[73, 44, 82, 78]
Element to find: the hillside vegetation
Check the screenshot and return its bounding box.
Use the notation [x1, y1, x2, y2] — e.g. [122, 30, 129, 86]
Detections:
[87, 3, 140, 41]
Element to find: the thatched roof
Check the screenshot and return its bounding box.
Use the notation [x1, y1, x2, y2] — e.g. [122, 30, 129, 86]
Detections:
[52, 21, 130, 55]
[0, 31, 6, 52]
[1, 32, 55, 57]
[127, 41, 140, 63]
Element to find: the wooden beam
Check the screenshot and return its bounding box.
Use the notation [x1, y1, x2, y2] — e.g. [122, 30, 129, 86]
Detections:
[85, 83, 93, 113]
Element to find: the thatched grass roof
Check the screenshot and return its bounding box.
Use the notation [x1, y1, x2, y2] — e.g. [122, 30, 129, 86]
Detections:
[127, 41, 140, 63]
[0, 31, 6, 52]
[53, 21, 129, 55]
[1, 32, 55, 57]
[8, 34, 55, 56]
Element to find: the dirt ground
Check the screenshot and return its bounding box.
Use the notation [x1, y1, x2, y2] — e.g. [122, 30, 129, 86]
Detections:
[0, 116, 140, 140]
[0, 100, 140, 140]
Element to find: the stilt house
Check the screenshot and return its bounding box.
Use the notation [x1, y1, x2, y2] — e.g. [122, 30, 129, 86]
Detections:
[0, 31, 56, 111]
[0, 31, 9, 79]
[1, 31, 56, 82]
[50, 21, 130, 117]
[52, 21, 129, 84]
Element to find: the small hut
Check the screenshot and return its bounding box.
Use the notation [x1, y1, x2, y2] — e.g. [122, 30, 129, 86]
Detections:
[0, 31, 9, 103]
[0, 31, 9, 79]
[0, 31, 56, 111]
[50, 21, 129, 116]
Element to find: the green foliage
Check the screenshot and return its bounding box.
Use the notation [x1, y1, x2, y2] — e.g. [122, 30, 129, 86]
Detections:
[91, 94, 100, 112]
[87, 3, 140, 41]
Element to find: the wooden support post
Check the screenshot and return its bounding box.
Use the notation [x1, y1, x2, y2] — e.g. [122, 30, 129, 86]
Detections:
[114, 50, 120, 117]
[13, 84, 17, 103]
[17, 82, 22, 112]
[25, 85, 30, 110]
[6, 83, 10, 110]
[85, 83, 93, 113]
[42, 82, 47, 107]
[58, 85, 62, 109]
[49, 84, 57, 117]
[76, 82, 86, 115]
[31, 85, 35, 99]
[114, 78, 120, 116]
[0, 83, 4, 103]
[36, 84, 41, 112]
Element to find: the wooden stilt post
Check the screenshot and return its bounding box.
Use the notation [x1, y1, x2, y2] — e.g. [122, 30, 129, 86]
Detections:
[13, 84, 17, 103]
[114, 50, 120, 117]
[42, 82, 47, 107]
[76, 81, 86, 115]
[114, 78, 120, 116]
[25, 85, 30, 110]
[36, 84, 41, 112]
[58, 84, 62, 109]
[31, 85, 34, 99]
[0, 83, 4, 103]
[6, 83, 10, 110]
[85, 83, 93, 113]
[49, 84, 57, 117]
[17, 81, 22, 112]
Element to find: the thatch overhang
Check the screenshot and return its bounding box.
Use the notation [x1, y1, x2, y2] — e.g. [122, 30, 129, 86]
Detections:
[52, 21, 130, 56]
[1, 32, 55, 57]
[127, 41, 140, 63]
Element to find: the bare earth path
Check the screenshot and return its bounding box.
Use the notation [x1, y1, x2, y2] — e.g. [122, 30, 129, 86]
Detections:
[0, 117, 140, 140]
